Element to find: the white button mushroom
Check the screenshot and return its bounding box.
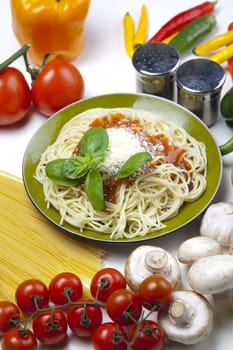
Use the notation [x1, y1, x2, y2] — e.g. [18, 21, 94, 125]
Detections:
[178, 236, 223, 264]
[124, 245, 181, 293]
[187, 254, 233, 297]
[200, 202, 233, 250]
[158, 290, 214, 345]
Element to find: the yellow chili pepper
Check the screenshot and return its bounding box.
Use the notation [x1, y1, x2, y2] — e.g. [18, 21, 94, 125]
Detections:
[10, 0, 91, 65]
[194, 30, 233, 55]
[123, 12, 135, 58]
[208, 42, 233, 64]
[134, 4, 148, 48]
[162, 32, 179, 44]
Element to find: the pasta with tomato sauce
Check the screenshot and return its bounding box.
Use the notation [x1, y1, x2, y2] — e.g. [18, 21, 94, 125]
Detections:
[35, 108, 207, 239]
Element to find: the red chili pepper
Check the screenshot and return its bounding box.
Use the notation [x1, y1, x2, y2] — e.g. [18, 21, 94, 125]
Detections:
[148, 1, 216, 43]
[228, 22, 233, 79]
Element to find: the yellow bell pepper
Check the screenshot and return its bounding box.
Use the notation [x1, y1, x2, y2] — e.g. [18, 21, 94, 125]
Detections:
[10, 0, 91, 65]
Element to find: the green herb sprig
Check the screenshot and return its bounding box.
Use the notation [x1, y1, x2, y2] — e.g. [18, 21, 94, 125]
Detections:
[45, 127, 152, 211]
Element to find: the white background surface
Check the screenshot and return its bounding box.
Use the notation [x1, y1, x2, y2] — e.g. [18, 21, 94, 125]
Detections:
[0, 1, 233, 349]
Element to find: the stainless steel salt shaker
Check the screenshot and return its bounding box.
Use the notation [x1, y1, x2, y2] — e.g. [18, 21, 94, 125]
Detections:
[132, 42, 180, 100]
[176, 58, 225, 127]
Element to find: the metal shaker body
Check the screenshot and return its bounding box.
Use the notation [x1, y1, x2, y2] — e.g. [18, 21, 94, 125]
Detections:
[132, 42, 180, 100]
[176, 58, 225, 127]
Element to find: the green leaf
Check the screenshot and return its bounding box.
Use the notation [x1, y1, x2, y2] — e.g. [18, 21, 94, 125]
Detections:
[84, 169, 105, 211]
[62, 156, 91, 179]
[117, 152, 152, 179]
[79, 127, 109, 162]
[45, 159, 82, 187]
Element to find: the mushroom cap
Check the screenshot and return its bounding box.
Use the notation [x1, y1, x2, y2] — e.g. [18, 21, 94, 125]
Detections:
[158, 290, 213, 345]
[124, 245, 181, 292]
[188, 254, 233, 295]
[200, 202, 233, 246]
[178, 236, 223, 264]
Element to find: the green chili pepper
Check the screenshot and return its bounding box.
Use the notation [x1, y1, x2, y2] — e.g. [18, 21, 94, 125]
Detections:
[169, 14, 217, 54]
[220, 86, 233, 121]
[219, 137, 233, 155]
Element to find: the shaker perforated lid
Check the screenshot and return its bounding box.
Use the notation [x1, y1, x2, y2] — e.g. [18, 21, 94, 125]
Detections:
[176, 58, 225, 94]
[133, 42, 180, 77]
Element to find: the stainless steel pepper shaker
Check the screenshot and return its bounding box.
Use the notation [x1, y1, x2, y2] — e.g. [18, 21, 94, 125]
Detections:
[176, 58, 225, 127]
[132, 42, 180, 100]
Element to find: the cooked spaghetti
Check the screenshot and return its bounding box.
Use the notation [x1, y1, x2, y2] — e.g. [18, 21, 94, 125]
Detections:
[35, 108, 207, 239]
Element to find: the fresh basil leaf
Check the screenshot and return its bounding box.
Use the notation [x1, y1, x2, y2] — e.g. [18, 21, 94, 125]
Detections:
[117, 152, 152, 179]
[45, 159, 82, 187]
[84, 168, 105, 211]
[79, 127, 109, 161]
[62, 156, 91, 179]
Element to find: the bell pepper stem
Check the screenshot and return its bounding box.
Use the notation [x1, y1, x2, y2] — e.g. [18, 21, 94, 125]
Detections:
[219, 136, 233, 155]
[0, 44, 30, 71]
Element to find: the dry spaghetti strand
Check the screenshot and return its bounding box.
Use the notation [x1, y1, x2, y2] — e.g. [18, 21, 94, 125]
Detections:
[0, 171, 104, 300]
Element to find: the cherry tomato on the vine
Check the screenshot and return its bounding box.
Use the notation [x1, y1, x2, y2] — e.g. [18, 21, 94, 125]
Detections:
[31, 58, 84, 116]
[90, 268, 126, 302]
[106, 289, 142, 326]
[1, 328, 37, 350]
[49, 271, 83, 305]
[128, 320, 164, 350]
[15, 279, 49, 313]
[0, 301, 20, 335]
[32, 309, 67, 345]
[138, 275, 172, 311]
[92, 322, 127, 350]
[0, 67, 31, 126]
[67, 300, 103, 337]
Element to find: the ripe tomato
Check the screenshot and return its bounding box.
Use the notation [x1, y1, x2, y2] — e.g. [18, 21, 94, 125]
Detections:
[128, 320, 164, 350]
[48, 271, 83, 305]
[32, 309, 67, 345]
[0, 67, 31, 126]
[31, 58, 84, 116]
[92, 322, 127, 350]
[138, 275, 172, 311]
[1, 328, 37, 350]
[67, 300, 103, 337]
[0, 301, 20, 335]
[15, 279, 49, 313]
[106, 289, 142, 326]
[90, 268, 126, 302]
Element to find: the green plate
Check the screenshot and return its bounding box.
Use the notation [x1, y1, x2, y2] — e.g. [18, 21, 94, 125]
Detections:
[23, 93, 222, 243]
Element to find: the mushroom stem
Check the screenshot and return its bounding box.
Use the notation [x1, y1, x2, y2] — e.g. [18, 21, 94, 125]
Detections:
[145, 250, 170, 274]
[169, 299, 194, 327]
[229, 231, 233, 255]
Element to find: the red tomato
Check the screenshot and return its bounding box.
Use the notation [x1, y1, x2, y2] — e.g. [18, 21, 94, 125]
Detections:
[15, 279, 49, 314]
[31, 58, 84, 116]
[67, 300, 103, 337]
[128, 320, 164, 350]
[32, 309, 67, 345]
[92, 322, 127, 350]
[1, 328, 37, 350]
[49, 272, 83, 305]
[90, 268, 126, 302]
[138, 275, 172, 311]
[0, 67, 31, 126]
[0, 301, 20, 335]
[106, 289, 142, 326]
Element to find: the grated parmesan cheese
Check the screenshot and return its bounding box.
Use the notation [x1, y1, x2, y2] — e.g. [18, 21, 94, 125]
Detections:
[98, 127, 145, 176]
